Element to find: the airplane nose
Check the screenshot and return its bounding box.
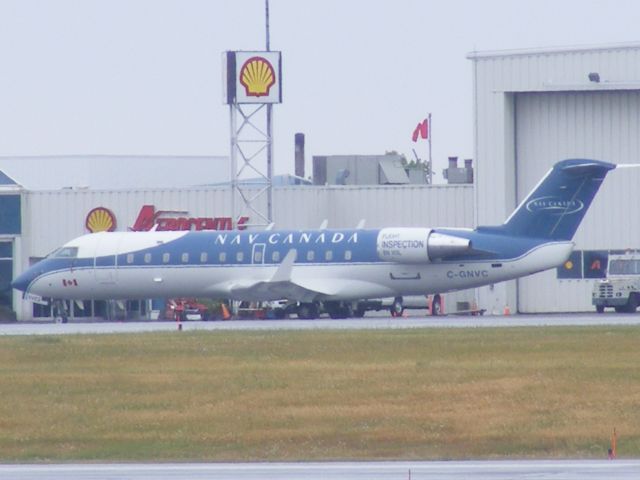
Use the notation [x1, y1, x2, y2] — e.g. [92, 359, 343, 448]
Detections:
[11, 269, 37, 293]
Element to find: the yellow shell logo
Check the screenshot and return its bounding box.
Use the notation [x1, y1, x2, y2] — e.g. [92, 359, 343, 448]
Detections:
[240, 56, 276, 97]
[85, 207, 116, 233]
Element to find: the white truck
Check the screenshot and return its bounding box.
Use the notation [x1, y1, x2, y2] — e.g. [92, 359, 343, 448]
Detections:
[592, 252, 640, 313]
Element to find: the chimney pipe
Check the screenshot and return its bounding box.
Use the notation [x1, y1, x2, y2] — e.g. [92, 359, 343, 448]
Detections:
[295, 133, 305, 178]
[448, 156, 458, 169]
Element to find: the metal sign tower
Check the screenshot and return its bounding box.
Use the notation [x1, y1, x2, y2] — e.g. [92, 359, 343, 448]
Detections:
[223, 5, 281, 229]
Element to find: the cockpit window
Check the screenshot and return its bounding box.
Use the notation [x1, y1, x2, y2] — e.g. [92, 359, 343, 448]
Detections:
[50, 247, 79, 258]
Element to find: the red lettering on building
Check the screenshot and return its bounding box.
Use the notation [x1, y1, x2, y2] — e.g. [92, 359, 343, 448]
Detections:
[130, 205, 248, 232]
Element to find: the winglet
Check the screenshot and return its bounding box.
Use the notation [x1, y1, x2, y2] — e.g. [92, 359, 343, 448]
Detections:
[319, 219, 328, 230]
[356, 219, 366, 229]
[270, 249, 297, 283]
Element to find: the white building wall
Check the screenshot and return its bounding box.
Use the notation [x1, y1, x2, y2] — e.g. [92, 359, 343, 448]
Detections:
[469, 43, 640, 313]
[16, 185, 474, 320]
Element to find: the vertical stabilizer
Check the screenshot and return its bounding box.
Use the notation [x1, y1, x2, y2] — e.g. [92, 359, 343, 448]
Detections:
[497, 159, 616, 240]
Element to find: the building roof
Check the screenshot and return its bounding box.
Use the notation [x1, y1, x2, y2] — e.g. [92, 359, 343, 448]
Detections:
[0, 170, 20, 188]
[0, 155, 229, 190]
[467, 41, 640, 60]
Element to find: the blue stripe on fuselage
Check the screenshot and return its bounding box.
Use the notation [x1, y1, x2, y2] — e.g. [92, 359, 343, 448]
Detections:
[35, 228, 550, 275]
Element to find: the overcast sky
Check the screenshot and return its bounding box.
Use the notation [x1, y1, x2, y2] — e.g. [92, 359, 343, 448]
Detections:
[0, 0, 638, 181]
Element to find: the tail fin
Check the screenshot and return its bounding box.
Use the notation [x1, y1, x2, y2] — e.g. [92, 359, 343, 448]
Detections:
[496, 159, 616, 240]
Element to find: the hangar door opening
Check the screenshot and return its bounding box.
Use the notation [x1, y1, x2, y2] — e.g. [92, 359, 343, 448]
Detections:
[514, 90, 640, 312]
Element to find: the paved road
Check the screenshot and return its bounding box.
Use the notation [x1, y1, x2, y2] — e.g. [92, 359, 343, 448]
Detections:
[1, 460, 638, 479]
[1, 312, 640, 336]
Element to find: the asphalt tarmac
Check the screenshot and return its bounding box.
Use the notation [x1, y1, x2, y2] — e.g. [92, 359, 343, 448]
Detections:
[1, 312, 640, 336]
[1, 460, 639, 479]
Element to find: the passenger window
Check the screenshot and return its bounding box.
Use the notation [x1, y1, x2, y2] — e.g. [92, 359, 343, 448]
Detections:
[344, 250, 352, 261]
[307, 251, 315, 261]
[126, 253, 134, 264]
[236, 252, 244, 262]
[162, 253, 170, 263]
[181, 253, 189, 263]
[272, 251, 280, 262]
[325, 250, 333, 261]
[219, 252, 226, 263]
[144, 253, 151, 264]
[200, 252, 208, 263]
[254, 251, 263, 262]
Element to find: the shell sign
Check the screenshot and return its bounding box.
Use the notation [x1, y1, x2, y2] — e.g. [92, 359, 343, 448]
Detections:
[85, 207, 117, 233]
[240, 57, 276, 97]
[224, 51, 282, 104]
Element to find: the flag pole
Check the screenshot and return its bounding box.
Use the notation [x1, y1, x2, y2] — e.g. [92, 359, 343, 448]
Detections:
[428, 113, 432, 184]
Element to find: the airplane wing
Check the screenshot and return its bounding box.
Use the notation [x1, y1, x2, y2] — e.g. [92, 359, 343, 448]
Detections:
[221, 249, 393, 302]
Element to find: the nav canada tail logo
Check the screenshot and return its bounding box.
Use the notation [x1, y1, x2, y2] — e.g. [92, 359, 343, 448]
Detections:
[526, 196, 584, 215]
[239, 56, 276, 97]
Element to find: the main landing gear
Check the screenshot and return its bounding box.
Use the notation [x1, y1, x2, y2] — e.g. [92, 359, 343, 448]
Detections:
[390, 294, 442, 317]
[296, 302, 320, 320]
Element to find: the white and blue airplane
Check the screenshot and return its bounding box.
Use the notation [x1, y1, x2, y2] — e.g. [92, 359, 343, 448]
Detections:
[12, 159, 616, 318]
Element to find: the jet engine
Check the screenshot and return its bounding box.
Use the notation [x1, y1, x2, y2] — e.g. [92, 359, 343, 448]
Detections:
[376, 228, 471, 263]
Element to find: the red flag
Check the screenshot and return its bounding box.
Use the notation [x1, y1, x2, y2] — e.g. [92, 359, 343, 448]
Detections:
[412, 118, 429, 142]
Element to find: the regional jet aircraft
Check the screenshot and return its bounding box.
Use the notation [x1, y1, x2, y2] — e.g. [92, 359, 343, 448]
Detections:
[12, 159, 616, 318]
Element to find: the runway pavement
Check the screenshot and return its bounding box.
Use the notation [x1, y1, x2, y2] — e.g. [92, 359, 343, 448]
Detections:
[1, 312, 640, 336]
[1, 460, 639, 479]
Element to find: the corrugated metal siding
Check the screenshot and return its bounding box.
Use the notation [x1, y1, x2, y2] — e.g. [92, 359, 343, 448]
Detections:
[17, 184, 474, 320]
[471, 44, 640, 313]
[515, 91, 640, 312]
[22, 185, 474, 260]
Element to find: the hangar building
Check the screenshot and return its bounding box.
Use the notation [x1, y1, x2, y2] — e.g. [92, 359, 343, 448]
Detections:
[8, 179, 473, 321]
[469, 42, 640, 313]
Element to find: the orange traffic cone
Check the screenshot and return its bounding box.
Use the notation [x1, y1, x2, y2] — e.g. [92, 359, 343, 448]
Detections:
[221, 303, 232, 320]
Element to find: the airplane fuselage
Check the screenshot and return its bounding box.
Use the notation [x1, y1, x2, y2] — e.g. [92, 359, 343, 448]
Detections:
[12, 159, 618, 308]
[17, 227, 573, 302]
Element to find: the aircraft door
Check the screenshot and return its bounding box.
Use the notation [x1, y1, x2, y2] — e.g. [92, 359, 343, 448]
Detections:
[94, 235, 119, 284]
[252, 243, 266, 265]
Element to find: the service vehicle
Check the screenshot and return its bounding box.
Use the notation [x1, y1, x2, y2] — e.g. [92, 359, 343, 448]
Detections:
[592, 251, 640, 313]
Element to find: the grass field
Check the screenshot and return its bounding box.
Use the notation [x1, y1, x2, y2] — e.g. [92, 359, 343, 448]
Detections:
[0, 326, 639, 462]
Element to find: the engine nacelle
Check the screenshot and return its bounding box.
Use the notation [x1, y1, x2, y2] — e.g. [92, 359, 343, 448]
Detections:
[376, 228, 471, 263]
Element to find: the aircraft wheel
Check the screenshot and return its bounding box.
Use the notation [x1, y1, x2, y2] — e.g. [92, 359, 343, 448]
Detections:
[626, 294, 638, 313]
[595, 305, 605, 314]
[390, 297, 404, 317]
[431, 295, 442, 316]
[297, 302, 319, 320]
[353, 307, 366, 318]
